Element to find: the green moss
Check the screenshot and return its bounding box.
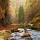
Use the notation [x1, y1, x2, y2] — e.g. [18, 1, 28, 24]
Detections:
[30, 26, 40, 30]
[0, 32, 4, 36]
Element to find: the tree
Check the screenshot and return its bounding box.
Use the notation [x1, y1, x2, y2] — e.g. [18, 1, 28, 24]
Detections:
[0, 0, 11, 25]
[25, 0, 40, 23]
[18, 6, 24, 28]
[18, 6, 24, 24]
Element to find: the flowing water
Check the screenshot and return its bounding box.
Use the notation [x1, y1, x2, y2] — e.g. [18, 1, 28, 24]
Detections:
[27, 29, 40, 40]
[8, 29, 40, 40]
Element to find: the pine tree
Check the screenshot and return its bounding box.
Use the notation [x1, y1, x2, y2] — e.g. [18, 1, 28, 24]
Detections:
[18, 6, 24, 28]
[18, 6, 24, 24]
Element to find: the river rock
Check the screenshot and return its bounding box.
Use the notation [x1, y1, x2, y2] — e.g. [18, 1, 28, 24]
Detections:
[22, 32, 30, 37]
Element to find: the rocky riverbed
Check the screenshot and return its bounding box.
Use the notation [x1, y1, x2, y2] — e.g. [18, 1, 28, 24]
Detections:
[8, 29, 40, 40]
[0, 29, 40, 40]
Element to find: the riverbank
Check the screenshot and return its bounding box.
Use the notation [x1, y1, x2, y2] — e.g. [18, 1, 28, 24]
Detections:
[30, 27, 40, 31]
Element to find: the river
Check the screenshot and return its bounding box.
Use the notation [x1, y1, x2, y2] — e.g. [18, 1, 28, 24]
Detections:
[27, 29, 40, 40]
[8, 29, 40, 40]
